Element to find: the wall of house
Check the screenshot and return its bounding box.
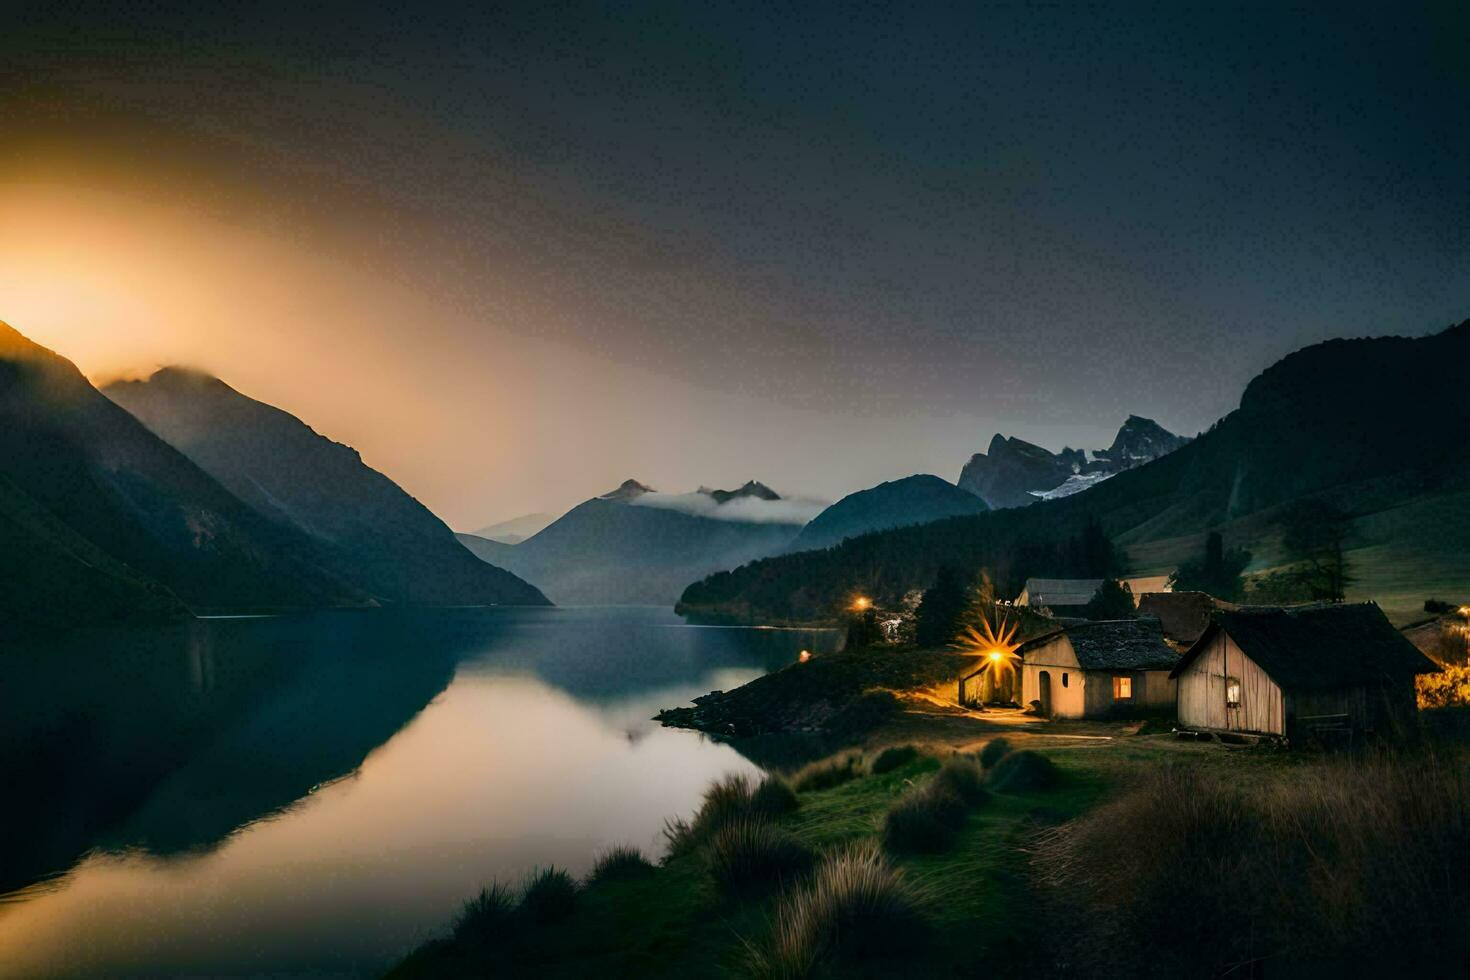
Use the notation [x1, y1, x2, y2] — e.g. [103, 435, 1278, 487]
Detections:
[1078, 669, 1175, 716]
[1177, 632, 1285, 734]
[1288, 680, 1418, 740]
[1021, 637, 1085, 719]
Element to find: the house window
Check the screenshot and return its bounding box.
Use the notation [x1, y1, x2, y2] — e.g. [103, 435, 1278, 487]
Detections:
[1061, 673, 1069, 688]
[1112, 676, 1132, 699]
[1226, 677, 1242, 710]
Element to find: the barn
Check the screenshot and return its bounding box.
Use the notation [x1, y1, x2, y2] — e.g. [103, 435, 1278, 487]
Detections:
[1171, 603, 1440, 741]
[1019, 619, 1179, 719]
[1014, 578, 1104, 618]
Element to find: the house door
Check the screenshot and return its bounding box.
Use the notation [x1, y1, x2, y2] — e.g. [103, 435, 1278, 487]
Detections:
[1038, 670, 1052, 717]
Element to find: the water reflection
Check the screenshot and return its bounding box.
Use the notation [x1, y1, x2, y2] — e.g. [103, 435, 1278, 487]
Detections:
[0, 607, 836, 977]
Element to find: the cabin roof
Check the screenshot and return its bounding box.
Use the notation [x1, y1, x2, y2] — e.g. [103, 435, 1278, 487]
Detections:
[1023, 618, 1179, 671]
[1169, 603, 1441, 689]
[1137, 591, 1218, 644]
[1020, 577, 1103, 609]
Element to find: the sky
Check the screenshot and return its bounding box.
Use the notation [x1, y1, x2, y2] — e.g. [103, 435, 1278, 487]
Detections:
[1, 2, 1466, 528]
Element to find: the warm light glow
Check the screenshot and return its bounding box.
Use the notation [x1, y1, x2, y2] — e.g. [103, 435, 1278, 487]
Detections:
[798, 649, 812, 663]
[850, 596, 872, 612]
[988, 650, 1004, 662]
[958, 610, 1021, 673]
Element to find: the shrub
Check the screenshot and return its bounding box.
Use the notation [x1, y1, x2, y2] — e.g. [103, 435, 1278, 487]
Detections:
[743, 841, 930, 977]
[1418, 663, 1470, 708]
[1033, 751, 1470, 976]
[987, 749, 1057, 793]
[881, 781, 967, 854]
[452, 883, 516, 943]
[518, 867, 578, 925]
[708, 819, 816, 897]
[870, 744, 921, 774]
[663, 772, 760, 857]
[934, 755, 989, 806]
[751, 775, 800, 817]
[978, 736, 1013, 770]
[587, 845, 655, 884]
[793, 755, 861, 792]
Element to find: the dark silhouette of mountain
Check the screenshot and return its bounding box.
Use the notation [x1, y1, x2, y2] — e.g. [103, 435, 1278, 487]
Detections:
[700, 480, 781, 504]
[457, 478, 802, 604]
[958, 416, 1189, 508]
[791, 475, 989, 552]
[680, 321, 1470, 623]
[105, 368, 548, 607]
[0, 322, 365, 622]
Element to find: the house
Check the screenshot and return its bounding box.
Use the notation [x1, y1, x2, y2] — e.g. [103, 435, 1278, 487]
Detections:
[1019, 619, 1179, 719]
[1015, 578, 1103, 618]
[1170, 603, 1440, 741]
[1122, 575, 1172, 600]
[1137, 590, 1227, 647]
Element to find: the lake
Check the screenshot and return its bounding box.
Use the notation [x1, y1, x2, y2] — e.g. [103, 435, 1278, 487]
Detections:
[0, 607, 839, 977]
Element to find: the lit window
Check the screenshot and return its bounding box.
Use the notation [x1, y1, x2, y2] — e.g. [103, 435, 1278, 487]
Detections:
[1061, 673, 1069, 688]
[1113, 676, 1132, 699]
[1226, 677, 1241, 709]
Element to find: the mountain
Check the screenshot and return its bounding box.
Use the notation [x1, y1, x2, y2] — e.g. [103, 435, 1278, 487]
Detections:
[791, 475, 989, 552]
[700, 480, 781, 504]
[957, 416, 1189, 508]
[679, 321, 1470, 625]
[105, 368, 548, 607]
[470, 512, 557, 544]
[456, 478, 803, 604]
[0, 322, 365, 624]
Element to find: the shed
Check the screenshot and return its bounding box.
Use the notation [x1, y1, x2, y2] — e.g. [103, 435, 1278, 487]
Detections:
[1020, 619, 1179, 719]
[1170, 603, 1440, 741]
[1015, 578, 1104, 618]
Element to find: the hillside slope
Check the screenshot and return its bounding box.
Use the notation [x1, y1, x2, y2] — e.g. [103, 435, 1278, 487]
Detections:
[458, 482, 801, 604]
[106, 369, 548, 606]
[0, 322, 365, 617]
[791, 474, 988, 552]
[680, 321, 1470, 624]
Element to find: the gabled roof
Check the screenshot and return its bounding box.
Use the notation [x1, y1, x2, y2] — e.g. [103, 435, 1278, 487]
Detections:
[1137, 591, 1218, 644]
[1020, 577, 1103, 609]
[1022, 618, 1179, 671]
[1169, 603, 1441, 689]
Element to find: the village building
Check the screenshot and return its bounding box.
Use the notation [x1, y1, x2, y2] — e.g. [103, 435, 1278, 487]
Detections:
[1122, 574, 1172, 599]
[1019, 619, 1179, 719]
[1014, 578, 1103, 618]
[1136, 590, 1228, 647]
[1171, 603, 1440, 741]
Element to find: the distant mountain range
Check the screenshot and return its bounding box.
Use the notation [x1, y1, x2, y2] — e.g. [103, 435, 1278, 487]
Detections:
[791, 475, 989, 552]
[471, 512, 558, 544]
[0, 322, 366, 629]
[958, 415, 1189, 509]
[679, 321, 1470, 624]
[457, 479, 805, 604]
[106, 368, 547, 607]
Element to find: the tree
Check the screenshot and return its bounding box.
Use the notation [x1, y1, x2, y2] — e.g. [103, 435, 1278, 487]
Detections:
[1169, 531, 1251, 600]
[915, 566, 969, 648]
[1280, 500, 1354, 601]
[844, 607, 882, 649]
[1084, 579, 1137, 620]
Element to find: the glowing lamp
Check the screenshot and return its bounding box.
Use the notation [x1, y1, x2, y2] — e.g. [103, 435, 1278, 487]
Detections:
[851, 596, 872, 612]
[988, 650, 1004, 662]
[798, 649, 812, 663]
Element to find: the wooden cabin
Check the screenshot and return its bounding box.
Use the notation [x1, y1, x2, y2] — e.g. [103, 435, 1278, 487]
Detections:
[1020, 619, 1179, 719]
[1170, 603, 1440, 741]
[1014, 578, 1103, 618]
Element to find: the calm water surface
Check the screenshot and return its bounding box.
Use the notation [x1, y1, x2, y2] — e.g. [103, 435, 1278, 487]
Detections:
[0, 607, 838, 977]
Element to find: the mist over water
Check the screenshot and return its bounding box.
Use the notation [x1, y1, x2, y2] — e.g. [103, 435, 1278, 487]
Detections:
[0, 607, 838, 978]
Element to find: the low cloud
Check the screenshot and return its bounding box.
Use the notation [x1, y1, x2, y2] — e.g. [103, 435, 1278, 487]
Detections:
[630, 491, 826, 525]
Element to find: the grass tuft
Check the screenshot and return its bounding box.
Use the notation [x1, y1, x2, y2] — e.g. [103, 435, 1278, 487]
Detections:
[934, 754, 989, 806]
[881, 781, 968, 854]
[452, 883, 516, 943]
[751, 775, 800, 817]
[978, 736, 1013, 770]
[518, 867, 579, 925]
[792, 754, 862, 792]
[587, 845, 656, 884]
[742, 841, 930, 978]
[987, 749, 1057, 793]
[869, 744, 922, 774]
[707, 819, 816, 897]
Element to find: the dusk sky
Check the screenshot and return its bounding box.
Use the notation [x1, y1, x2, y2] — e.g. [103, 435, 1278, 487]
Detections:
[2, 2, 1466, 527]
